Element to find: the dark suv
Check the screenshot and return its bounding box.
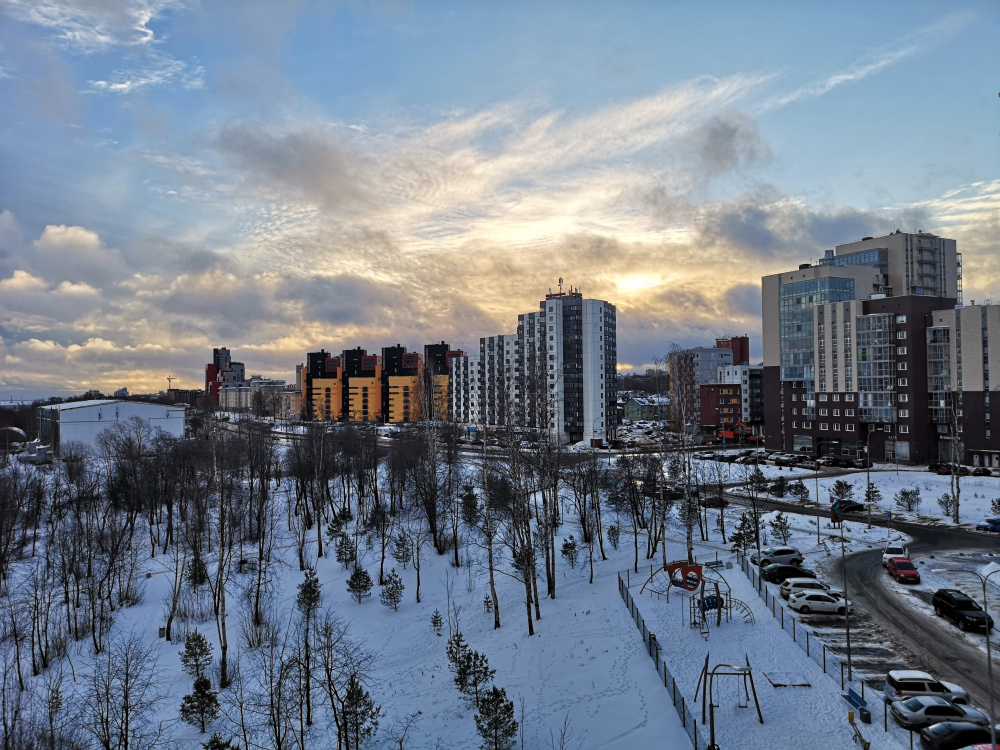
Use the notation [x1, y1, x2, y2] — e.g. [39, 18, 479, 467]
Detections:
[932, 589, 995, 632]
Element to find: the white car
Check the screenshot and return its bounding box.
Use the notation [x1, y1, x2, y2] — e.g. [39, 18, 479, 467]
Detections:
[750, 546, 804, 567]
[882, 543, 909, 566]
[787, 591, 852, 615]
[780, 578, 843, 600]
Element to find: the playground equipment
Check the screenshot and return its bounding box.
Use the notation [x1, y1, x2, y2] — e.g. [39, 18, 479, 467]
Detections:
[639, 560, 755, 638]
[695, 654, 764, 749]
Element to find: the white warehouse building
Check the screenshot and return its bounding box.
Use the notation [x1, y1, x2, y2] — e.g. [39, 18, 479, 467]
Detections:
[38, 400, 187, 457]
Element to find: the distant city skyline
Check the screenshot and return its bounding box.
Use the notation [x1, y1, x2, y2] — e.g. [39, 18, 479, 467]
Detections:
[1, 1, 997, 399]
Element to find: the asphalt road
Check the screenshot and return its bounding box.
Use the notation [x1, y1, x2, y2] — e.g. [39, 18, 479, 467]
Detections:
[732, 476, 1000, 712]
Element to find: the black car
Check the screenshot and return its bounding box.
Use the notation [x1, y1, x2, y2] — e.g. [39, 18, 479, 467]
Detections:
[932, 589, 995, 632]
[919, 720, 993, 750]
[971, 466, 991, 477]
[761, 564, 816, 584]
[831, 500, 866, 515]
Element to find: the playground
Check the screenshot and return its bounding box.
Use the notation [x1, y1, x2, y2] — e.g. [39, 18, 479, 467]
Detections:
[619, 553, 907, 750]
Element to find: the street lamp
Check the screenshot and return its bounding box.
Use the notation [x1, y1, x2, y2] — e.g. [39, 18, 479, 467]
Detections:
[840, 529, 854, 684]
[865, 425, 874, 530]
[934, 566, 998, 749]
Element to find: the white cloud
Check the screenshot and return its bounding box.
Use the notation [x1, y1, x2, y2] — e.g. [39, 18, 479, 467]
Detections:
[86, 50, 205, 95]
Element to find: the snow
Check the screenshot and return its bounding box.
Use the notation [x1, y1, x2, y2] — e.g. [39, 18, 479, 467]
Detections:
[7, 456, 998, 749]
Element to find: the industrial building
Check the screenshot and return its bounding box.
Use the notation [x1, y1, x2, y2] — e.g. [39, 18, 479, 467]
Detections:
[37, 400, 186, 457]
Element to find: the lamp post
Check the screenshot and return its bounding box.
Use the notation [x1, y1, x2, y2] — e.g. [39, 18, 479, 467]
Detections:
[935, 567, 998, 749]
[865, 424, 874, 530]
[815, 463, 821, 545]
[840, 530, 854, 684]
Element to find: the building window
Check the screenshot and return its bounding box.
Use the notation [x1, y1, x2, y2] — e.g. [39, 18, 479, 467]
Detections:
[897, 362, 907, 371]
[792, 421, 798, 429]
[899, 409, 909, 418]
[819, 408, 828, 416]
[833, 394, 840, 401]
[897, 346, 907, 355]
[896, 315, 906, 324]
[897, 331, 906, 339]
[833, 409, 840, 416]
[820, 423, 829, 430]
[898, 394, 908, 402]
[845, 394, 854, 402]
[802, 421, 811, 429]
[899, 425, 909, 433]
[846, 424, 855, 431]
[845, 409, 855, 416]
[833, 423, 841, 431]
[819, 394, 828, 401]
[898, 378, 908, 386]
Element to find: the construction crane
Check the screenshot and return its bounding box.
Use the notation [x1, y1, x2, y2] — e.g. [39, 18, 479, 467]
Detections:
[166, 375, 176, 390]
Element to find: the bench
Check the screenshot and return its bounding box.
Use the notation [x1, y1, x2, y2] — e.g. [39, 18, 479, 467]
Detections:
[704, 560, 725, 570]
[843, 686, 871, 724]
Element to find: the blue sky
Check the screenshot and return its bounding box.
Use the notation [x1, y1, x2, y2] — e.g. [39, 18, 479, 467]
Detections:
[0, 1, 998, 397]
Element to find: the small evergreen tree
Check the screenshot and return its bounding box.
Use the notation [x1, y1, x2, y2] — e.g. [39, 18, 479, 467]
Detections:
[203, 733, 240, 750]
[474, 685, 518, 750]
[895, 487, 922, 512]
[446, 631, 472, 693]
[560, 536, 579, 569]
[180, 675, 220, 733]
[180, 630, 214, 679]
[460, 485, 480, 528]
[768, 512, 792, 544]
[937, 492, 957, 516]
[347, 567, 374, 603]
[326, 515, 344, 542]
[830, 479, 855, 504]
[865, 483, 882, 505]
[296, 568, 322, 618]
[729, 512, 756, 555]
[336, 533, 357, 569]
[788, 480, 809, 503]
[769, 475, 788, 498]
[391, 531, 410, 569]
[343, 674, 381, 748]
[465, 650, 496, 708]
[187, 557, 210, 588]
[991, 497, 1000, 516]
[431, 608, 444, 635]
[607, 524, 620, 550]
[379, 568, 405, 611]
[748, 467, 768, 495]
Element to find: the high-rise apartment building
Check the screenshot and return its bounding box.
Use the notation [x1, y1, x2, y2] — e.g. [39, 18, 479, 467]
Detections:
[450, 288, 617, 444]
[758, 230, 1000, 466]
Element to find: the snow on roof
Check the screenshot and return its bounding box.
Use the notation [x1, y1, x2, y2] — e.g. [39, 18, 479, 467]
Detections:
[43, 399, 119, 411]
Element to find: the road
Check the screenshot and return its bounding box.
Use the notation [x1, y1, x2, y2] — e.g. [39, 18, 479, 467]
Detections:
[730, 477, 1000, 711]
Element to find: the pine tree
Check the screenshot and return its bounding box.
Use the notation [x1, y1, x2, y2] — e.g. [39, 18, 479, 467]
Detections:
[180, 675, 220, 733]
[788, 481, 809, 503]
[607, 524, 620, 550]
[446, 631, 471, 693]
[391, 531, 410, 569]
[830, 479, 855, 504]
[769, 475, 788, 498]
[768, 512, 792, 544]
[560, 536, 579, 569]
[379, 568, 405, 611]
[296, 568, 322, 617]
[336, 533, 357, 569]
[474, 685, 518, 750]
[895, 487, 921, 512]
[180, 630, 214, 679]
[729, 512, 756, 555]
[346, 566, 373, 603]
[202, 733, 240, 750]
[991, 497, 1000, 516]
[431, 608, 444, 635]
[460, 485, 480, 527]
[865, 483, 882, 505]
[343, 674, 381, 749]
[465, 650, 496, 708]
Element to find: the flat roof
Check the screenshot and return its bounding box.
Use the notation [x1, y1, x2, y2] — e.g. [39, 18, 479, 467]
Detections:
[43, 399, 118, 411]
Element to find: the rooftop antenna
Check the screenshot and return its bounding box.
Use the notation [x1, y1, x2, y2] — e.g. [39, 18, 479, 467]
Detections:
[558, 277, 564, 294]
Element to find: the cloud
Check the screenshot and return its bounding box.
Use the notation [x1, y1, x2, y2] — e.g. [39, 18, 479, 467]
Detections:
[1, 0, 186, 51]
[30, 223, 128, 285]
[87, 50, 205, 94]
[689, 111, 772, 180]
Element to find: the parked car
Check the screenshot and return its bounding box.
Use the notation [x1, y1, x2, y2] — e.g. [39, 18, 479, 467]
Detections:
[887, 557, 921, 584]
[882, 543, 910, 566]
[920, 721, 990, 750]
[815, 457, 837, 467]
[971, 467, 991, 477]
[780, 577, 843, 600]
[937, 465, 971, 476]
[932, 589, 995, 632]
[698, 495, 729, 508]
[761, 564, 816, 584]
[890, 696, 989, 731]
[974, 517, 1000, 533]
[884, 670, 970, 705]
[919, 721, 994, 750]
[750, 546, 804, 567]
[831, 499, 867, 515]
[788, 591, 851, 615]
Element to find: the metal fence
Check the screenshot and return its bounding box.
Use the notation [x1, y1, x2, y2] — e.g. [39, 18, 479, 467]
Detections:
[618, 572, 709, 750]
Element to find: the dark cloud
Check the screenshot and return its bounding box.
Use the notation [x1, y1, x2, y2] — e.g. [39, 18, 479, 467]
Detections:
[724, 283, 762, 319]
[214, 122, 370, 211]
[278, 275, 410, 329]
[691, 111, 772, 180]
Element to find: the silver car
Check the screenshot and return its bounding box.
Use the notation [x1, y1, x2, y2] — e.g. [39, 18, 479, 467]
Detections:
[883, 669, 969, 705]
[780, 578, 843, 600]
[889, 696, 988, 730]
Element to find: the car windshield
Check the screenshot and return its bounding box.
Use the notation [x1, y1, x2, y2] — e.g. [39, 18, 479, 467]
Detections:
[901, 698, 925, 711]
[895, 561, 916, 570]
[958, 599, 982, 611]
[887, 547, 904, 554]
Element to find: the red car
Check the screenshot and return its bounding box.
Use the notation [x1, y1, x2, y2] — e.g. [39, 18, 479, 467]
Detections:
[887, 557, 921, 583]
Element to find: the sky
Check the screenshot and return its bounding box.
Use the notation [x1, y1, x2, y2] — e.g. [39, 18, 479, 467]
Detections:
[0, 1, 998, 398]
